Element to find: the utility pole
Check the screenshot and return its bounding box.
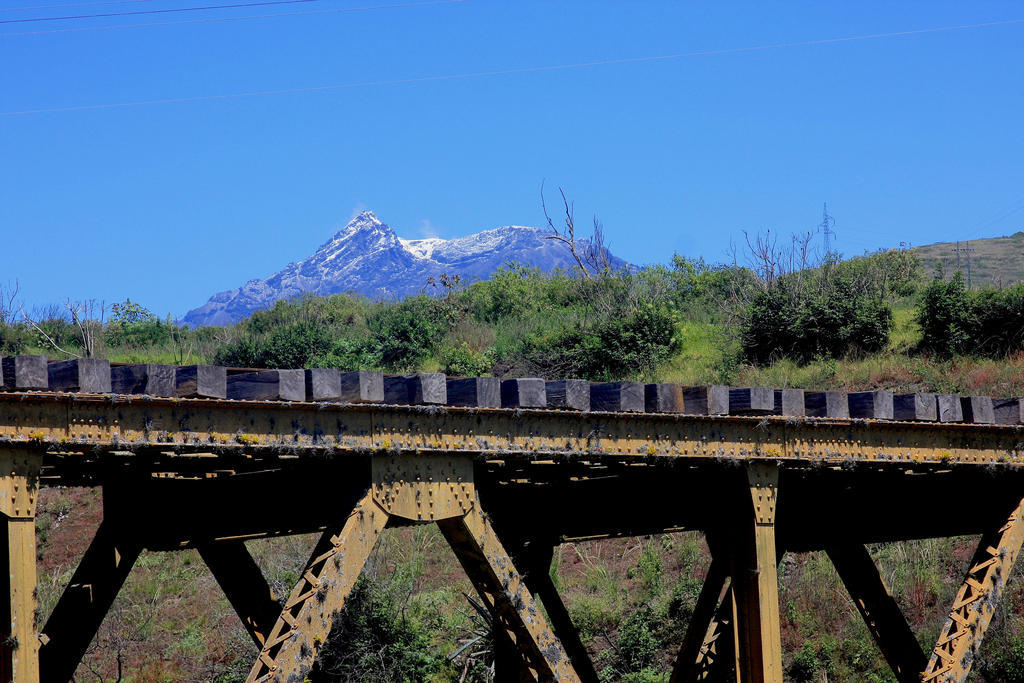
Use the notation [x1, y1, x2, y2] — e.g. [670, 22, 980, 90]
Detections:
[820, 203, 836, 255]
[965, 241, 975, 289]
[954, 241, 976, 288]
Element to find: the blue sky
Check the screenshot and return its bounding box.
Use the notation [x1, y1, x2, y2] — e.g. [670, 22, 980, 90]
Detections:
[2, 1, 1022, 318]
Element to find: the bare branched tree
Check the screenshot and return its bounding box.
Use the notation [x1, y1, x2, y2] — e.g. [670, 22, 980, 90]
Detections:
[582, 217, 612, 274]
[741, 229, 818, 291]
[22, 299, 106, 359]
[0, 281, 20, 325]
[67, 300, 105, 358]
[541, 181, 593, 280]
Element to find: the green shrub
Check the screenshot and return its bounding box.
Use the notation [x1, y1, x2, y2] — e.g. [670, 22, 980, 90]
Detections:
[620, 669, 669, 683]
[978, 635, 1024, 681]
[532, 301, 680, 380]
[665, 576, 703, 624]
[666, 255, 758, 312]
[630, 543, 664, 601]
[213, 320, 332, 368]
[615, 606, 660, 674]
[916, 273, 975, 357]
[242, 293, 368, 335]
[788, 640, 823, 682]
[369, 296, 451, 371]
[917, 275, 1024, 358]
[0, 323, 29, 355]
[466, 265, 547, 322]
[312, 575, 447, 682]
[742, 279, 892, 364]
[439, 341, 492, 376]
[318, 336, 384, 371]
[107, 301, 175, 349]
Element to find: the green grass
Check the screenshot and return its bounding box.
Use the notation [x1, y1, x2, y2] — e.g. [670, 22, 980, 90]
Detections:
[660, 319, 727, 385]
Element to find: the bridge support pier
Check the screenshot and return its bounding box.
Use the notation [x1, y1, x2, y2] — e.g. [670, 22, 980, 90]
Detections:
[517, 541, 599, 682]
[670, 559, 731, 681]
[0, 448, 41, 683]
[729, 463, 782, 683]
[826, 543, 925, 682]
[241, 455, 580, 682]
[923, 495, 1024, 682]
[440, 506, 579, 681]
[197, 540, 281, 649]
[38, 523, 141, 683]
[671, 462, 782, 683]
[246, 489, 388, 683]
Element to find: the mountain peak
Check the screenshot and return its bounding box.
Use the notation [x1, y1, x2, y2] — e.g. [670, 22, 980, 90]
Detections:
[182, 214, 628, 326]
[342, 210, 386, 234]
[352, 209, 380, 223]
[317, 210, 395, 250]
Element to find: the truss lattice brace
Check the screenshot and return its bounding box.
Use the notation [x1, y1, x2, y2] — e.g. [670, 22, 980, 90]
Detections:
[247, 455, 579, 683]
[922, 496, 1024, 682]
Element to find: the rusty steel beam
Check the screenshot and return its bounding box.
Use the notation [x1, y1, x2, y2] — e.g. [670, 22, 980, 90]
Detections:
[730, 463, 783, 683]
[0, 448, 41, 683]
[518, 542, 599, 682]
[247, 490, 387, 683]
[494, 629, 538, 683]
[826, 544, 925, 682]
[1, 393, 1023, 478]
[438, 500, 581, 682]
[38, 522, 141, 683]
[197, 540, 280, 649]
[922, 496, 1024, 682]
[1, 517, 38, 683]
[681, 538, 790, 683]
[670, 559, 731, 682]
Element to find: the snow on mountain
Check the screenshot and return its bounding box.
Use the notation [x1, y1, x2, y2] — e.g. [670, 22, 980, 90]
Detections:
[182, 211, 628, 327]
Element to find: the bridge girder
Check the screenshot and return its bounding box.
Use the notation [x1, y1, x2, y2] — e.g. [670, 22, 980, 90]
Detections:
[0, 391, 1021, 681]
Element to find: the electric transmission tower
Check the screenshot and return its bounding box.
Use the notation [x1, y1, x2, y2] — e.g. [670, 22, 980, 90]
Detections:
[820, 203, 836, 255]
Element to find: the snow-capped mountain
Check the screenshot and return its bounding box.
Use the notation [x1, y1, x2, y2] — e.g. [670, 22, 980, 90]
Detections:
[182, 211, 628, 327]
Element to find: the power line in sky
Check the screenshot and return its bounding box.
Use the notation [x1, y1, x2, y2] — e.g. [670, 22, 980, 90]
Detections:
[0, 0, 150, 13]
[972, 198, 1024, 233]
[0, 0, 327, 24]
[3, 16, 1022, 116]
[0, 0, 465, 35]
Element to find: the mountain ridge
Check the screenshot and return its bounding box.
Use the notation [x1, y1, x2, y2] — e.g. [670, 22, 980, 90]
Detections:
[908, 231, 1024, 288]
[182, 211, 626, 327]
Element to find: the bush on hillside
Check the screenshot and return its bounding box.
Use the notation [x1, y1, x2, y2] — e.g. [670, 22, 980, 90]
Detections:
[242, 294, 368, 336]
[368, 296, 453, 371]
[0, 323, 30, 355]
[917, 274, 1024, 358]
[106, 300, 174, 349]
[213, 294, 375, 369]
[732, 242, 917, 366]
[439, 341, 492, 376]
[664, 255, 759, 312]
[214, 320, 333, 368]
[916, 273, 975, 357]
[741, 278, 892, 364]
[553, 301, 680, 380]
[467, 264, 548, 322]
[973, 284, 1024, 355]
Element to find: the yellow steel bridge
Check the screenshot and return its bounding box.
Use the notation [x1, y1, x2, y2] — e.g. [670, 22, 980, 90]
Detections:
[0, 357, 1022, 682]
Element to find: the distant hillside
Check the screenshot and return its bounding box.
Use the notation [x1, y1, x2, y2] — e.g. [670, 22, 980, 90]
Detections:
[183, 211, 628, 327]
[910, 232, 1024, 288]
